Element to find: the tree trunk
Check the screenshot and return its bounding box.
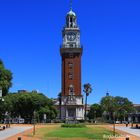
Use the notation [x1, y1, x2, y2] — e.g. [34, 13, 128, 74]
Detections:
[85, 95, 87, 121]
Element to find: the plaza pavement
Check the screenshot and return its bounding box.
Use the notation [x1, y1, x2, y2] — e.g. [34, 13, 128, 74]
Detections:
[0, 126, 33, 140]
[115, 126, 140, 138]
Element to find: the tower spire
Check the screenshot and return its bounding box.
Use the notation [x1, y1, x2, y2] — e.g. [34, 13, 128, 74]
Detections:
[70, 0, 72, 10]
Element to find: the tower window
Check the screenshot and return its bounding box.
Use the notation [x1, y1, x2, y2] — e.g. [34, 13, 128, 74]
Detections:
[70, 17, 73, 22]
[69, 85, 74, 95]
[69, 53, 73, 58]
[68, 62, 73, 69]
[70, 17, 73, 27]
[69, 73, 73, 80]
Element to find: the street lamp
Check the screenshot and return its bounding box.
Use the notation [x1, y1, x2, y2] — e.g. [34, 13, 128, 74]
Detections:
[33, 111, 36, 135]
[113, 112, 116, 136]
[94, 110, 96, 123]
[8, 112, 11, 128]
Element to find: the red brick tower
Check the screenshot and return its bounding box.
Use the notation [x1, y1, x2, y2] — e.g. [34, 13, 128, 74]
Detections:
[60, 8, 84, 121]
[61, 47, 82, 96]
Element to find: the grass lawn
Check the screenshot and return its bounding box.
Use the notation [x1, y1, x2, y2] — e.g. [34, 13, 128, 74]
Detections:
[32, 125, 114, 140]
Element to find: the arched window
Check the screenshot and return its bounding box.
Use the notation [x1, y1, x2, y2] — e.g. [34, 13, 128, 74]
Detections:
[69, 84, 74, 95]
[70, 17, 73, 27]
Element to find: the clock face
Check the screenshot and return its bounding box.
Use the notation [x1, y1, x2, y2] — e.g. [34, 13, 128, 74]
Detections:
[67, 32, 76, 41]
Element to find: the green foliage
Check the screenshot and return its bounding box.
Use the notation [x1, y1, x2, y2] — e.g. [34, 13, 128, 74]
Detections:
[83, 83, 92, 96]
[2, 92, 57, 123]
[61, 123, 86, 128]
[38, 105, 57, 121]
[101, 96, 115, 113]
[0, 59, 12, 96]
[0, 99, 5, 121]
[87, 103, 103, 120]
[100, 95, 135, 121]
[100, 96, 115, 121]
[114, 96, 135, 121]
[114, 96, 135, 113]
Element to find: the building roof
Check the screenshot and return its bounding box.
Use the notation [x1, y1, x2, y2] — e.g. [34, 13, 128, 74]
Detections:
[133, 104, 140, 107]
[67, 9, 76, 17]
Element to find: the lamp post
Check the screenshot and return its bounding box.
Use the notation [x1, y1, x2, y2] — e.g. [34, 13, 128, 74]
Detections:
[113, 112, 116, 136]
[33, 111, 36, 135]
[94, 110, 96, 123]
[8, 112, 11, 128]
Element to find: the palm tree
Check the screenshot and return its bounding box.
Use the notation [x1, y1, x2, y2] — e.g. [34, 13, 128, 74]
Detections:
[83, 83, 92, 121]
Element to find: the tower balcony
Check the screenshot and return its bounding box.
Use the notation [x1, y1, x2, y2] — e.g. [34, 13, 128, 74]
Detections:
[62, 27, 80, 32]
[60, 45, 83, 55]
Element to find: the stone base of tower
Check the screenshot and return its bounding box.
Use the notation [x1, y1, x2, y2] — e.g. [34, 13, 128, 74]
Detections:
[60, 106, 84, 121]
[60, 96, 84, 121]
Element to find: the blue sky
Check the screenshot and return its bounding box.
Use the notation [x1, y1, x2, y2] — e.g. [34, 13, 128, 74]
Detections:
[0, 0, 140, 104]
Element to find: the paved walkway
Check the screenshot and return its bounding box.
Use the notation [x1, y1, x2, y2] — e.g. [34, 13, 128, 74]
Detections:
[115, 126, 140, 138]
[0, 126, 33, 140]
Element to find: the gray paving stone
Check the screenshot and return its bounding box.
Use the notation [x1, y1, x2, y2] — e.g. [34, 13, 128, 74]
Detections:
[115, 126, 140, 138]
[0, 126, 32, 140]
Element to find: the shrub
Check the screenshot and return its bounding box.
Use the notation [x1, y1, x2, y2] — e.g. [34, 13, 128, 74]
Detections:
[61, 124, 86, 128]
[53, 119, 64, 123]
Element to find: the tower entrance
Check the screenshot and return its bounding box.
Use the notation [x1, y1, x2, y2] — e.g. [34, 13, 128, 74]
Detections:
[68, 108, 76, 119]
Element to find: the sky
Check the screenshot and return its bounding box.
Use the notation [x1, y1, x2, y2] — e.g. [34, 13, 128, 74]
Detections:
[0, 0, 140, 104]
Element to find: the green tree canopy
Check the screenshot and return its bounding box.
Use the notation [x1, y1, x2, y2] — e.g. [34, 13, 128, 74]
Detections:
[100, 95, 135, 121]
[114, 96, 135, 120]
[87, 103, 103, 120]
[0, 59, 12, 96]
[100, 96, 115, 120]
[2, 92, 57, 123]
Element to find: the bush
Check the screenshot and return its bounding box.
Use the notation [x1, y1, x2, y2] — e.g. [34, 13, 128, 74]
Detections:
[53, 119, 64, 123]
[79, 120, 85, 123]
[61, 124, 86, 128]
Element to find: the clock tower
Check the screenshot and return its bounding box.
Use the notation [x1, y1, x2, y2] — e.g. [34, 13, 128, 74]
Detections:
[60, 8, 84, 121]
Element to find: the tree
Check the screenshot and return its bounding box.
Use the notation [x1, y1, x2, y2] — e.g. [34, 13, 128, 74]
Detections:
[100, 96, 115, 121]
[38, 106, 50, 122]
[100, 95, 135, 122]
[2, 92, 57, 123]
[83, 83, 92, 121]
[87, 103, 102, 121]
[38, 105, 57, 122]
[0, 59, 12, 96]
[114, 96, 135, 122]
[0, 99, 5, 121]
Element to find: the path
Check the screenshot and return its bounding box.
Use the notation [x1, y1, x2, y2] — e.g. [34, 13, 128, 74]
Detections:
[0, 126, 32, 140]
[115, 126, 140, 138]
[103, 124, 140, 140]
